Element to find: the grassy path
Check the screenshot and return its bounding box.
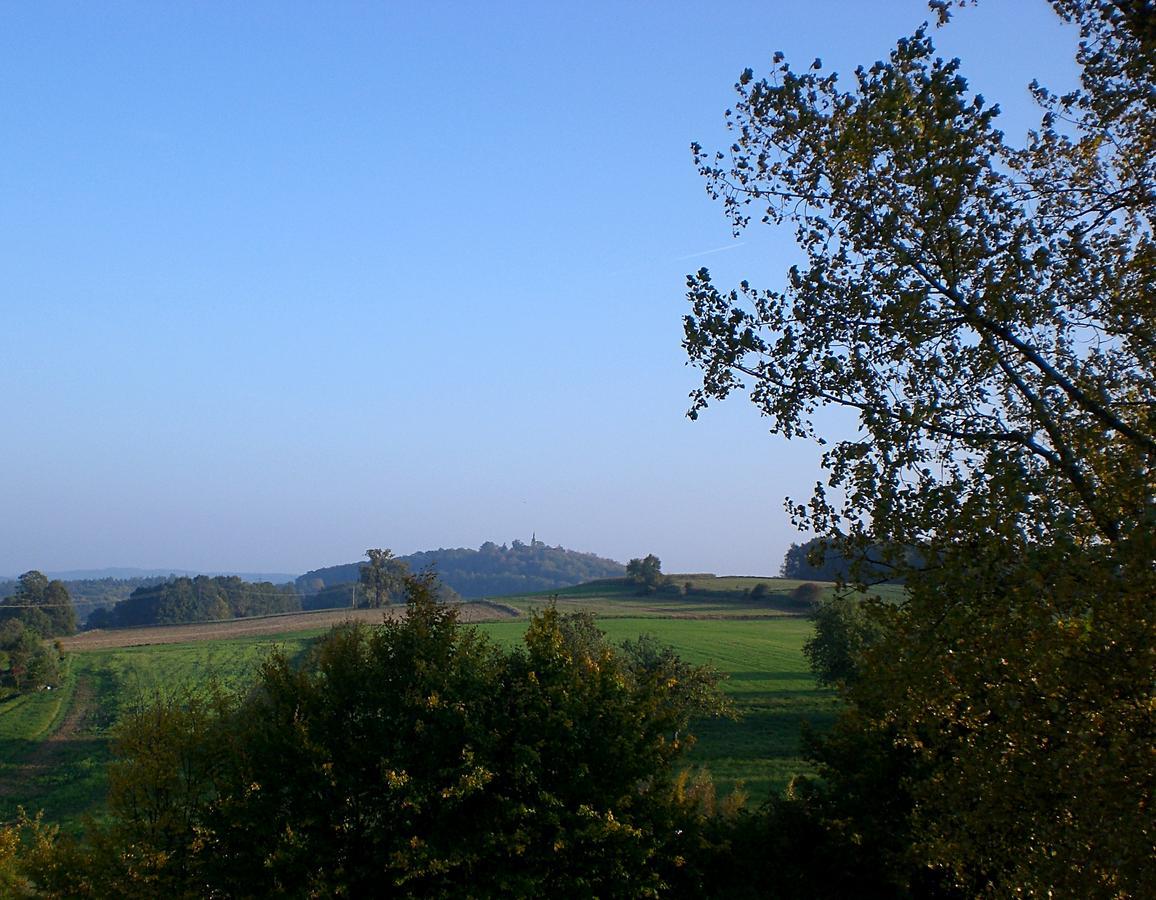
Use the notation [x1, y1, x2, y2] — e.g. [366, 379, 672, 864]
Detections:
[0, 676, 94, 801]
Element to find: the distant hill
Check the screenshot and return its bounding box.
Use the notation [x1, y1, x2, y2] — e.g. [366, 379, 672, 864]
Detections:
[297, 541, 626, 602]
[42, 567, 298, 583]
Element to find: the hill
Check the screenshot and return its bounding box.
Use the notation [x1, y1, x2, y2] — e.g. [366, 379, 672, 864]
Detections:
[44, 567, 298, 582]
[297, 540, 626, 601]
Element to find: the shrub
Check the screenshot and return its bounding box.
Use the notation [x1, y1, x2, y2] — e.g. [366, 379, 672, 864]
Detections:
[791, 582, 823, 608]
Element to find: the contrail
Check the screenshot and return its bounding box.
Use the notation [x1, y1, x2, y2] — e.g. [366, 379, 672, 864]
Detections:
[673, 241, 746, 262]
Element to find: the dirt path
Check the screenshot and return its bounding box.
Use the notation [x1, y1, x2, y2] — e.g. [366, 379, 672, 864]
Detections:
[0, 676, 95, 800]
[59, 602, 519, 652]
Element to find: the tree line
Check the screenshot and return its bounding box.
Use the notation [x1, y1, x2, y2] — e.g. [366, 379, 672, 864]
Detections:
[86, 576, 300, 629]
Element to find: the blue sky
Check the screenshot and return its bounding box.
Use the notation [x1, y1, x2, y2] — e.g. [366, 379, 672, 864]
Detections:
[0, 1, 1079, 577]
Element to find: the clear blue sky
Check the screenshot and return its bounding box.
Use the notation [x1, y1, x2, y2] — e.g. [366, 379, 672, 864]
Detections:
[0, 1, 1078, 577]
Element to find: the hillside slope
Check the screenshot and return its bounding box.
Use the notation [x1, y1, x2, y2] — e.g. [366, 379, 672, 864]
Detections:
[298, 540, 625, 600]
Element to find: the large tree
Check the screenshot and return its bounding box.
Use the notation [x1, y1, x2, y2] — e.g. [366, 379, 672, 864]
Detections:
[626, 553, 665, 594]
[0, 571, 77, 637]
[685, 1, 1154, 894]
[358, 547, 409, 608]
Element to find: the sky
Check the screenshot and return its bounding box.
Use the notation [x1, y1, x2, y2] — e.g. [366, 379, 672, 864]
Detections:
[0, 1, 1081, 578]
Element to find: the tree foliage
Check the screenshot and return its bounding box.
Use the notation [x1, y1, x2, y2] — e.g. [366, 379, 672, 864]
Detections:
[0, 571, 77, 637]
[28, 576, 729, 897]
[358, 547, 409, 608]
[780, 538, 910, 583]
[0, 619, 62, 695]
[685, 1, 1154, 894]
[802, 594, 887, 687]
[626, 554, 666, 594]
[91, 575, 300, 628]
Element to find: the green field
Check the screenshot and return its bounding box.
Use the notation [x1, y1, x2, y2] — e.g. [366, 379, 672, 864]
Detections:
[477, 616, 835, 800]
[0, 634, 318, 830]
[495, 575, 830, 618]
[1, 580, 837, 830]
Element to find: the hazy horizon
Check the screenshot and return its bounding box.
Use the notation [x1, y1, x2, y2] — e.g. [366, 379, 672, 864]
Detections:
[1, 2, 1079, 577]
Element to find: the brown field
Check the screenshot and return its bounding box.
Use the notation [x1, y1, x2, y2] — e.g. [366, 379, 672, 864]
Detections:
[59, 602, 519, 651]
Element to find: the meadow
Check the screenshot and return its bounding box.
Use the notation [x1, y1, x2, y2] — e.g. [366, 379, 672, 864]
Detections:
[1, 579, 839, 830]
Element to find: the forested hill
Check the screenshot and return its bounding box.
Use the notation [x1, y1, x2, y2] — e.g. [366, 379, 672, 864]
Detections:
[298, 541, 626, 600]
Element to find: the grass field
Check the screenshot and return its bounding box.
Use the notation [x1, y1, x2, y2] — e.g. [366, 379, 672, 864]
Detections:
[477, 615, 834, 801]
[495, 575, 829, 618]
[0, 634, 318, 830]
[1, 578, 841, 830]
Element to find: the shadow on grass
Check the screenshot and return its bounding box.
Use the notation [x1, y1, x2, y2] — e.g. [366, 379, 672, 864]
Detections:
[724, 670, 818, 682]
[0, 734, 113, 825]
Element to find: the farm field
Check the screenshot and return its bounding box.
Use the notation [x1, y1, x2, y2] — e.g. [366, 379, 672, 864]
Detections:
[0, 633, 319, 831]
[1, 586, 836, 830]
[477, 615, 834, 801]
[498, 575, 823, 618]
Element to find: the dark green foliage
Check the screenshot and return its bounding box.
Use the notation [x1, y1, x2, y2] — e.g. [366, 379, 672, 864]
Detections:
[0, 619, 62, 694]
[33, 577, 728, 896]
[803, 594, 887, 686]
[686, 0, 1156, 892]
[788, 582, 822, 609]
[299, 580, 357, 610]
[0, 571, 77, 637]
[780, 539, 910, 584]
[101, 576, 300, 628]
[625, 554, 666, 594]
[58, 577, 168, 628]
[358, 548, 409, 607]
[780, 540, 844, 581]
[300, 578, 460, 612]
[297, 540, 626, 601]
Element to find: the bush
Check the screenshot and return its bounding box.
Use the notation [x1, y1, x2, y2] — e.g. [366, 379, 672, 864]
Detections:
[790, 582, 823, 608]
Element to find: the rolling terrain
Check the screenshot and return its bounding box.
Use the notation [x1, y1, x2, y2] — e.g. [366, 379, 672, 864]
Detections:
[1, 577, 838, 830]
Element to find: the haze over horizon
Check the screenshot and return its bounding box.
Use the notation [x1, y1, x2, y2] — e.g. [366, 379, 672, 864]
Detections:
[1, 2, 1079, 578]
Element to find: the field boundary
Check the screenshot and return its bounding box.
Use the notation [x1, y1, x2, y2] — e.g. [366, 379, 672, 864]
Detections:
[60, 602, 518, 651]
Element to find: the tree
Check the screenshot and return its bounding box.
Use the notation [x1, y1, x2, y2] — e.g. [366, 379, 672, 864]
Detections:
[31, 576, 728, 896]
[802, 594, 886, 687]
[0, 619, 62, 694]
[358, 548, 409, 608]
[0, 571, 77, 637]
[685, 1, 1154, 894]
[625, 554, 665, 594]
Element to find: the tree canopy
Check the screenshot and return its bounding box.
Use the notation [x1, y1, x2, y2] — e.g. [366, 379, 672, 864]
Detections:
[90, 575, 300, 628]
[358, 548, 409, 607]
[626, 554, 666, 594]
[0, 571, 77, 637]
[685, 1, 1154, 894]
